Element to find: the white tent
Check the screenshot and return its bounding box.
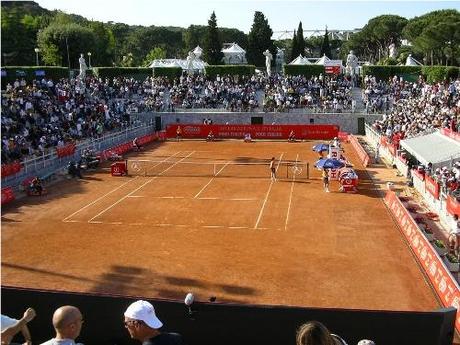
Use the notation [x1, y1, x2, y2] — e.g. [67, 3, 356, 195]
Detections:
[149, 58, 207, 71]
[400, 131, 460, 169]
[315, 54, 331, 65]
[221, 43, 247, 64]
[289, 54, 312, 65]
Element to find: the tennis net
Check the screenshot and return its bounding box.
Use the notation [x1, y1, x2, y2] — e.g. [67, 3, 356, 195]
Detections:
[126, 158, 310, 179]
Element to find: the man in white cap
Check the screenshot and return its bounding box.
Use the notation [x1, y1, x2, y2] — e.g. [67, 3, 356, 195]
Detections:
[124, 300, 185, 345]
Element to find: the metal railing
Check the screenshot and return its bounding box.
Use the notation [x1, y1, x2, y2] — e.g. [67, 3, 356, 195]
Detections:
[2, 121, 155, 190]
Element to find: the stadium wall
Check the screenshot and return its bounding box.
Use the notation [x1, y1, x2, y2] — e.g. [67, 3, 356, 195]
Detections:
[1, 287, 455, 345]
[133, 112, 382, 135]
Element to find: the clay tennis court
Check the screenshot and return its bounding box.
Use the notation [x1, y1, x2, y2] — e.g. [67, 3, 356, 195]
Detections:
[2, 139, 439, 312]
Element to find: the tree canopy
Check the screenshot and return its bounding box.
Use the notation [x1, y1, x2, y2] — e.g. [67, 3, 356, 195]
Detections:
[246, 11, 274, 67]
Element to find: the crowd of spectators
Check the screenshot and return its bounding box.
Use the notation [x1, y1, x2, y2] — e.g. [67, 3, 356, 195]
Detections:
[370, 75, 460, 139]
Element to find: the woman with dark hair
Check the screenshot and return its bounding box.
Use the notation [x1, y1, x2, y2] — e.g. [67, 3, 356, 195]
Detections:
[296, 321, 348, 345]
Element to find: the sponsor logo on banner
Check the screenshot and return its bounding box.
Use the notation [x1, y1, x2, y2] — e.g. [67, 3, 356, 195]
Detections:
[385, 191, 460, 333]
[425, 175, 440, 199]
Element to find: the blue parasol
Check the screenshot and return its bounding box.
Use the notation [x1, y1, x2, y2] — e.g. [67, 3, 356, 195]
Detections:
[315, 158, 345, 169]
[312, 143, 330, 152]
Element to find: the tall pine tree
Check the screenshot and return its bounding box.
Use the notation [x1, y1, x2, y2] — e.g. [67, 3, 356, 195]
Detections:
[246, 11, 273, 67]
[296, 22, 305, 57]
[320, 27, 331, 58]
[290, 29, 298, 61]
[203, 11, 223, 65]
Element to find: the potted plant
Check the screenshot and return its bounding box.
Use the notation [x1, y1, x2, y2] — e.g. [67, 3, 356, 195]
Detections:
[443, 253, 460, 272]
[433, 240, 448, 256]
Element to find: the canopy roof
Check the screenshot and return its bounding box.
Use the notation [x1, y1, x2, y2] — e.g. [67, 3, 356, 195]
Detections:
[315, 54, 331, 65]
[149, 58, 207, 70]
[221, 43, 246, 54]
[400, 131, 460, 168]
[405, 54, 423, 66]
[289, 54, 311, 65]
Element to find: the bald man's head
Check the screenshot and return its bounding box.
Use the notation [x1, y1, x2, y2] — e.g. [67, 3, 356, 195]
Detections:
[52, 306, 83, 335]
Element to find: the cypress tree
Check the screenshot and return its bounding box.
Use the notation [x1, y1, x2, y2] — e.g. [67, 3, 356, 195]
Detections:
[320, 27, 331, 58]
[203, 11, 223, 65]
[246, 11, 274, 67]
[297, 22, 305, 57]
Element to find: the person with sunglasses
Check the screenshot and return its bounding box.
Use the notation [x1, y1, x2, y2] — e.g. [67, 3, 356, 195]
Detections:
[124, 300, 185, 345]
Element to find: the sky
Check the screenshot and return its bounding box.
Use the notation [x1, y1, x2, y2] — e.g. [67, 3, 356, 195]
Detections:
[35, 0, 460, 35]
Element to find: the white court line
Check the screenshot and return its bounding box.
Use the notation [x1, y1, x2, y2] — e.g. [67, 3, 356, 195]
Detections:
[229, 198, 258, 201]
[62, 151, 182, 222]
[285, 154, 299, 231]
[198, 197, 219, 200]
[254, 153, 284, 229]
[194, 162, 229, 199]
[154, 196, 185, 199]
[229, 226, 248, 229]
[88, 151, 195, 223]
[203, 225, 224, 228]
[127, 195, 145, 198]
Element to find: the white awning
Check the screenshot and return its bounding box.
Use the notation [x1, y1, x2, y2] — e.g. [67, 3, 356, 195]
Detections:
[400, 131, 460, 168]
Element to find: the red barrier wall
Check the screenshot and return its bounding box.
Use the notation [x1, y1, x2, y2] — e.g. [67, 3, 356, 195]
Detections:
[447, 195, 460, 217]
[385, 190, 460, 333]
[1, 161, 22, 179]
[441, 128, 460, 142]
[425, 175, 440, 200]
[349, 135, 370, 167]
[56, 143, 76, 158]
[165, 124, 339, 140]
[1, 187, 15, 205]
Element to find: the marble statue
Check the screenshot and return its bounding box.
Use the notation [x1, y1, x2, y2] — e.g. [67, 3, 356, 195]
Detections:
[389, 43, 397, 59]
[78, 53, 87, 79]
[346, 50, 358, 76]
[263, 49, 273, 76]
[186, 51, 196, 74]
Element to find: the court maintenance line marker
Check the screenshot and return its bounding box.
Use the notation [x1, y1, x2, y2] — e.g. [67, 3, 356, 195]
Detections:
[63, 151, 182, 222]
[284, 153, 299, 231]
[88, 151, 195, 223]
[194, 162, 229, 199]
[254, 153, 284, 229]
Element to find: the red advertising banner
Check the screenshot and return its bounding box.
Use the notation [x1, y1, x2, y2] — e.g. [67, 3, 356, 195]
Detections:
[441, 128, 460, 142]
[385, 190, 460, 333]
[412, 168, 425, 182]
[165, 124, 339, 140]
[56, 143, 76, 158]
[447, 195, 460, 217]
[1, 161, 22, 179]
[349, 135, 370, 167]
[425, 175, 440, 199]
[1, 187, 15, 205]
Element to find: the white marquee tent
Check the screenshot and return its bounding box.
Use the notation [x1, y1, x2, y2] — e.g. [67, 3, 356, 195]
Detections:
[315, 54, 331, 65]
[289, 55, 312, 65]
[221, 43, 247, 64]
[400, 131, 460, 169]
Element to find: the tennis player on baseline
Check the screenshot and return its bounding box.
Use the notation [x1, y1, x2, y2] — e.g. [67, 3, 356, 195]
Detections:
[270, 157, 276, 181]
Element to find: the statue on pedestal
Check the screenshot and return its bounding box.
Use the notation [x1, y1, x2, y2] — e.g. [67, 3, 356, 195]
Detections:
[186, 51, 196, 74]
[78, 53, 87, 79]
[388, 43, 397, 59]
[345, 50, 358, 86]
[263, 49, 273, 76]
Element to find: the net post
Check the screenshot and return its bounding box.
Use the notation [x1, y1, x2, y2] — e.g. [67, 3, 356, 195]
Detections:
[307, 162, 310, 179]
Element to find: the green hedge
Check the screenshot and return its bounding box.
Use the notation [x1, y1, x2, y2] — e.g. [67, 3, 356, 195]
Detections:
[1, 66, 69, 86]
[153, 67, 182, 80]
[421, 66, 459, 84]
[361, 65, 422, 82]
[362, 65, 460, 83]
[204, 65, 256, 79]
[92, 67, 152, 80]
[283, 64, 325, 78]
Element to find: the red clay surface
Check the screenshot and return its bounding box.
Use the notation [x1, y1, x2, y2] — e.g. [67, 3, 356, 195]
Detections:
[2, 140, 439, 312]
